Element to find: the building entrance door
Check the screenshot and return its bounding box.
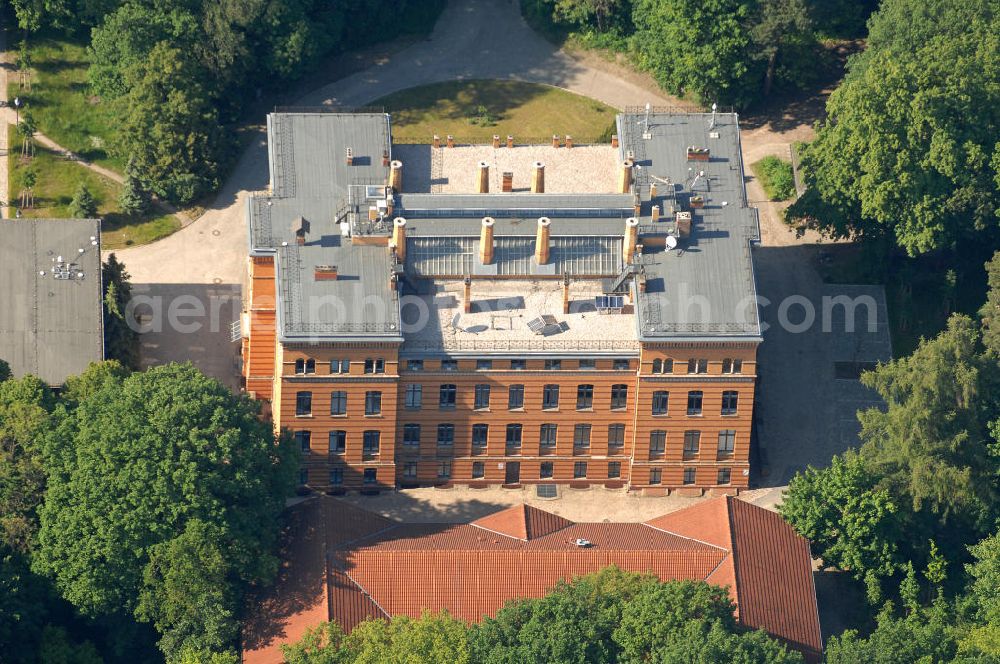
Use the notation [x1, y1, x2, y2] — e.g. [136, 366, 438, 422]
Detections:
[505, 462, 520, 485]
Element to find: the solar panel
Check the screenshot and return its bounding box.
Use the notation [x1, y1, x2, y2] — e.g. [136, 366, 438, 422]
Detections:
[536, 484, 558, 498]
[527, 317, 547, 334]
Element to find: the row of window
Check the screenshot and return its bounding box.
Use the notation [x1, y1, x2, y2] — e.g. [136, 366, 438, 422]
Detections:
[294, 358, 385, 375]
[297, 358, 748, 377]
[297, 425, 736, 457]
[653, 390, 738, 416]
[295, 357, 745, 377]
[296, 387, 738, 417]
[405, 358, 633, 372]
[650, 358, 743, 375]
[314, 464, 733, 486]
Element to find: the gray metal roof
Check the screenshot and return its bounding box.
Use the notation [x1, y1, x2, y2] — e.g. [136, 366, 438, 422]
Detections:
[0, 219, 104, 384]
[406, 236, 622, 277]
[276, 242, 401, 342]
[251, 111, 761, 343]
[397, 193, 634, 218]
[618, 112, 761, 339]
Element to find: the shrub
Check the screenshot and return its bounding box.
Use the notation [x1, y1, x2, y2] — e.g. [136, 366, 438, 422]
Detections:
[751, 156, 795, 201]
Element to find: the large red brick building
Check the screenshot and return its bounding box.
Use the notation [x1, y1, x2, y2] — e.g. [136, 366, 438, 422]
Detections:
[242, 110, 761, 493]
[242, 496, 822, 663]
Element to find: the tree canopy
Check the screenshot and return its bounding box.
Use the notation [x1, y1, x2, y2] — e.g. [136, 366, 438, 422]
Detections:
[787, 0, 1000, 255]
[30, 362, 297, 661]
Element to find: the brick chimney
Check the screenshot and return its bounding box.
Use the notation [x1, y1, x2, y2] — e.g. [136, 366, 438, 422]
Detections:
[618, 159, 634, 194]
[531, 162, 545, 194]
[502, 171, 514, 193]
[479, 217, 495, 264]
[535, 217, 551, 265]
[314, 265, 338, 280]
[392, 217, 407, 262]
[623, 217, 639, 264]
[390, 160, 403, 192]
[562, 274, 571, 314]
[463, 276, 473, 314]
[476, 161, 490, 194]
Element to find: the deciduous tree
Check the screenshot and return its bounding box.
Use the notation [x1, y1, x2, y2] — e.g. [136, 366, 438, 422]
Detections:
[33, 363, 297, 657]
[787, 0, 1000, 254]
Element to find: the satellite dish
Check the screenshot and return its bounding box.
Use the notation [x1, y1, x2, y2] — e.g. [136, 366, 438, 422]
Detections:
[450, 313, 462, 330]
[665, 236, 678, 250]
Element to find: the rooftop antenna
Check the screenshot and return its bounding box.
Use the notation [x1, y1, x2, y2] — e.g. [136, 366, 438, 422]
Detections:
[642, 102, 652, 138]
[709, 103, 718, 129]
[690, 170, 705, 190]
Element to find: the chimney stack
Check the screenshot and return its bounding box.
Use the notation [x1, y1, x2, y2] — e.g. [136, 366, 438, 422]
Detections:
[433, 134, 441, 148]
[652, 204, 661, 222]
[476, 161, 490, 193]
[293, 216, 309, 245]
[479, 217, 495, 264]
[506, 135, 514, 148]
[611, 134, 619, 148]
[314, 265, 338, 281]
[446, 135, 455, 148]
[618, 159, 634, 194]
[531, 162, 545, 194]
[650, 182, 658, 199]
[535, 217, 551, 265]
[463, 276, 473, 314]
[492, 134, 501, 148]
[565, 135, 573, 149]
[345, 147, 354, 166]
[623, 217, 639, 264]
[391, 217, 407, 262]
[502, 171, 514, 193]
[390, 160, 403, 192]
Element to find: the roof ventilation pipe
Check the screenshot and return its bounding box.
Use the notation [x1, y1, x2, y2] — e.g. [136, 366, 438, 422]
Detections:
[535, 217, 552, 265]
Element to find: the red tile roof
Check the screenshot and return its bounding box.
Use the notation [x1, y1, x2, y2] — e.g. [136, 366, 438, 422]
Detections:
[471, 504, 573, 540]
[242, 496, 822, 664]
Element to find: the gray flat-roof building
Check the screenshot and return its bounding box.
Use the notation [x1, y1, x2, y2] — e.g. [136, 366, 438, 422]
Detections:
[0, 219, 104, 385]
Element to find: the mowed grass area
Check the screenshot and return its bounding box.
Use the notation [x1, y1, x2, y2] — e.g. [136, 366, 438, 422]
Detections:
[9, 36, 121, 171]
[373, 80, 618, 143]
[8, 138, 180, 250]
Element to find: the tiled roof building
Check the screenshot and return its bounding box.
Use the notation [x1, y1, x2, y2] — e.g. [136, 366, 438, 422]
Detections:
[242, 496, 822, 663]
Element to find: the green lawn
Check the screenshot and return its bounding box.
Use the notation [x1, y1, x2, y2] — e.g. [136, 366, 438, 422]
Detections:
[8, 137, 180, 250]
[373, 80, 618, 144]
[10, 36, 121, 172]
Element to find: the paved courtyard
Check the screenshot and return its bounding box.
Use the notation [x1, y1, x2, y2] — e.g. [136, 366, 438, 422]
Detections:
[752, 246, 892, 488]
